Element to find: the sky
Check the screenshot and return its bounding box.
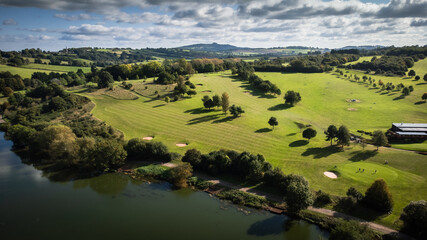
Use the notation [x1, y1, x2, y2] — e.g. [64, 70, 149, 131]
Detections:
[0, 0, 426, 51]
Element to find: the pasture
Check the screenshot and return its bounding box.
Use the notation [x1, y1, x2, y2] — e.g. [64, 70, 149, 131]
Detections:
[82, 59, 427, 227]
[0, 63, 91, 78]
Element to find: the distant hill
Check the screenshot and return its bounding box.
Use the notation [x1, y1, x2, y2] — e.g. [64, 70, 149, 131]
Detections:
[339, 45, 385, 50]
[177, 42, 242, 52]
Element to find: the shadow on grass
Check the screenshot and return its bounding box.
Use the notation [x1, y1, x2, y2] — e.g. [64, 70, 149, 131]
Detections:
[247, 215, 287, 236]
[287, 133, 297, 136]
[416, 82, 427, 85]
[268, 104, 292, 111]
[289, 140, 308, 147]
[255, 128, 272, 133]
[301, 146, 341, 158]
[415, 101, 426, 105]
[184, 107, 215, 114]
[212, 116, 234, 124]
[348, 150, 378, 162]
[152, 104, 166, 108]
[393, 95, 405, 100]
[187, 114, 221, 125]
[333, 203, 386, 222]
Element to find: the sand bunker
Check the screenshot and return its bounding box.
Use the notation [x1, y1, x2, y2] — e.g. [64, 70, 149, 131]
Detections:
[324, 171, 338, 179]
[201, 90, 212, 93]
[143, 137, 154, 140]
[176, 143, 188, 147]
[346, 99, 361, 103]
[347, 108, 358, 111]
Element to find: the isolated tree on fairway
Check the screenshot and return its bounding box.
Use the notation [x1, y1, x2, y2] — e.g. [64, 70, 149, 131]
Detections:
[424, 74, 427, 82]
[187, 90, 197, 97]
[284, 90, 301, 106]
[415, 75, 420, 81]
[98, 71, 114, 89]
[337, 125, 350, 148]
[408, 69, 416, 77]
[229, 104, 244, 117]
[268, 117, 278, 129]
[302, 128, 317, 141]
[220, 92, 230, 115]
[372, 130, 388, 150]
[324, 125, 338, 146]
[364, 179, 393, 213]
[285, 175, 313, 212]
[399, 200, 427, 239]
[212, 94, 221, 109]
[203, 98, 215, 110]
[164, 96, 170, 104]
[422, 93, 427, 102]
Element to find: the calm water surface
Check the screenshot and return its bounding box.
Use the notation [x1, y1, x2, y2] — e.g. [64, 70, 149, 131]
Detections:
[0, 132, 329, 240]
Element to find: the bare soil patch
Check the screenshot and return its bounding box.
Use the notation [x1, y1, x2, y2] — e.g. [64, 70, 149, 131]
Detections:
[143, 136, 154, 140]
[347, 108, 358, 111]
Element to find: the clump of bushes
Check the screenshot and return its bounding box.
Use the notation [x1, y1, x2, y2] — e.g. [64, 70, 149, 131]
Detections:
[217, 189, 270, 209]
[125, 138, 171, 161]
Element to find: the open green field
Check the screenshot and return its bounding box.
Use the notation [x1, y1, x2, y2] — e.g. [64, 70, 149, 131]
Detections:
[0, 64, 52, 78]
[82, 59, 427, 227]
[21, 63, 91, 73]
[344, 56, 378, 65]
[0, 63, 91, 78]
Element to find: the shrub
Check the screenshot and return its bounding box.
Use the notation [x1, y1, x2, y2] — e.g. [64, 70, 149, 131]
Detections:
[330, 220, 377, 240]
[346, 187, 363, 202]
[182, 148, 202, 168]
[216, 189, 269, 209]
[314, 190, 332, 207]
[165, 163, 193, 188]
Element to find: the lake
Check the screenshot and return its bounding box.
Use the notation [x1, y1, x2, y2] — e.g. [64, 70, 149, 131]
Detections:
[0, 132, 329, 240]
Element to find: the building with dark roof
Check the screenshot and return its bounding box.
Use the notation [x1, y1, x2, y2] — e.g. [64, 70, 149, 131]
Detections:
[388, 123, 427, 140]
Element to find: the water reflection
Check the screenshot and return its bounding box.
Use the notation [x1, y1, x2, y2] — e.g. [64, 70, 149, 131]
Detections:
[73, 173, 129, 196]
[247, 215, 288, 236]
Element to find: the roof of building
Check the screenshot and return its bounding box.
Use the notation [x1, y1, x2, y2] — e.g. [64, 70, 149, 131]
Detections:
[395, 131, 427, 136]
[392, 123, 427, 128]
[398, 127, 427, 132]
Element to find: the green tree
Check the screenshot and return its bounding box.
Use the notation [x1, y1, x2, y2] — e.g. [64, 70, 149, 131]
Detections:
[268, 117, 278, 129]
[89, 139, 127, 171]
[324, 125, 338, 146]
[408, 69, 416, 77]
[212, 94, 221, 109]
[372, 130, 388, 150]
[302, 128, 317, 141]
[422, 92, 427, 102]
[284, 90, 301, 106]
[2, 87, 14, 97]
[229, 104, 244, 117]
[424, 74, 427, 82]
[187, 90, 197, 97]
[337, 125, 350, 148]
[220, 92, 230, 115]
[182, 149, 202, 168]
[8, 124, 36, 147]
[364, 179, 393, 212]
[164, 96, 170, 104]
[400, 200, 427, 239]
[415, 75, 420, 81]
[98, 71, 114, 89]
[285, 175, 313, 212]
[35, 125, 79, 167]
